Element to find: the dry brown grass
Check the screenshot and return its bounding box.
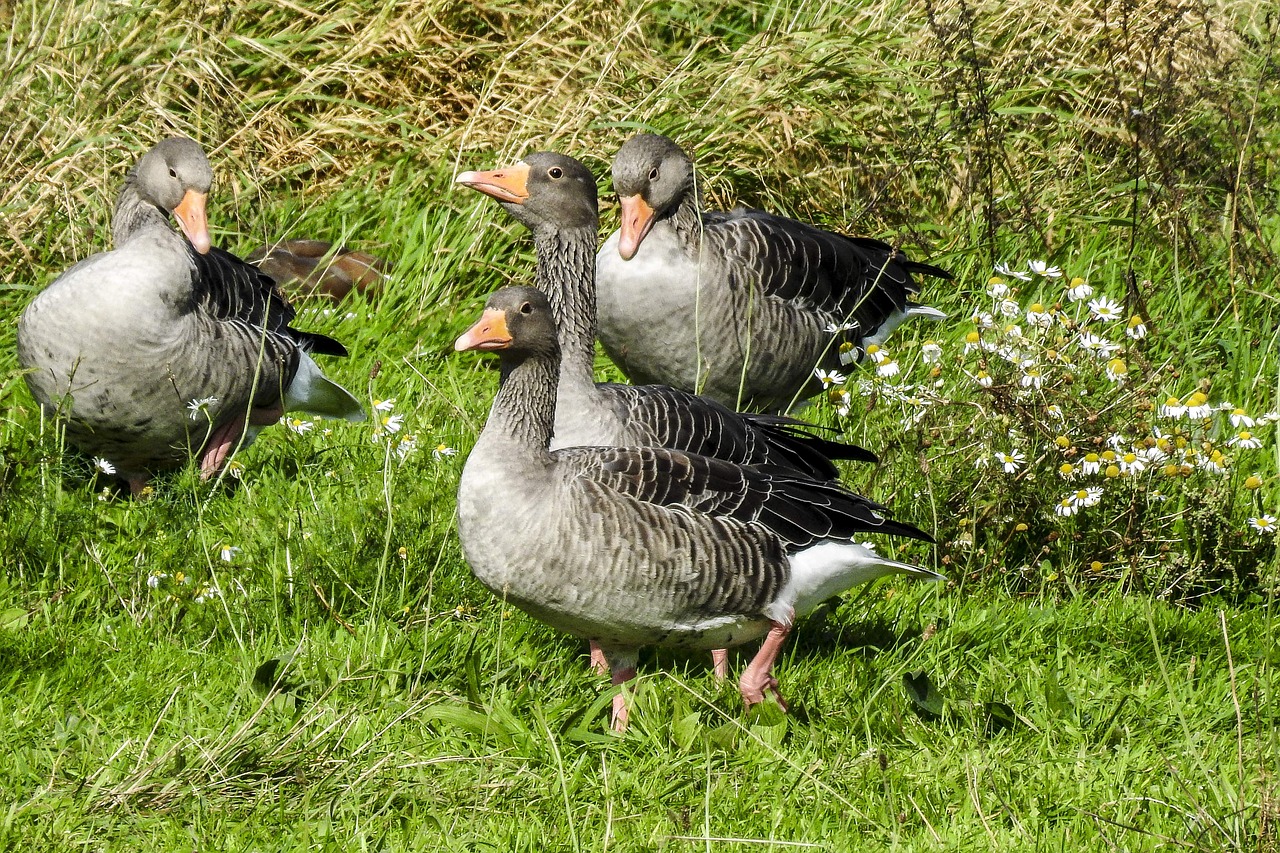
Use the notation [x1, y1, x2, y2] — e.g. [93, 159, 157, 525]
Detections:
[0, 0, 1274, 288]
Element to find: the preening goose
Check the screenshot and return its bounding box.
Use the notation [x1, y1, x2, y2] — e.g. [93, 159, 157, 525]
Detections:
[247, 238, 387, 302]
[455, 287, 940, 731]
[597, 133, 951, 412]
[17, 137, 365, 495]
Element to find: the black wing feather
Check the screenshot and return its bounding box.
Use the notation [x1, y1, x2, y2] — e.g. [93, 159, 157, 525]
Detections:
[188, 246, 349, 357]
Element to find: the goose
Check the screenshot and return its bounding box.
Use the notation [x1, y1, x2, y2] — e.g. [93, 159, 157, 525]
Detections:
[457, 151, 880, 676]
[455, 287, 940, 730]
[17, 137, 365, 495]
[247, 238, 387, 301]
[597, 132, 951, 412]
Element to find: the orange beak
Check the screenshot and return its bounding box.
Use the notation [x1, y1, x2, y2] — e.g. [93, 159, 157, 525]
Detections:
[173, 189, 211, 254]
[456, 162, 530, 205]
[617, 194, 655, 260]
[455, 308, 513, 352]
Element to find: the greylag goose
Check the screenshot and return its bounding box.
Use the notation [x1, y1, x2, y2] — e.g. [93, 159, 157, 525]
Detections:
[597, 133, 951, 411]
[457, 151, 879, 677]
[456, 287, 939, 730]
[247, 238, 387, 301]
[17, 137, 365, 495]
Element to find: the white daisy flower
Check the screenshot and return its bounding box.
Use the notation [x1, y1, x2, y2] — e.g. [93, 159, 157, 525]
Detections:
[987, 280, 1010, 299]
[1249, 515, 1277, 534]
[1118, 452, 1146, 475]
[1081, 486, 1105, 506]
[1077, 332, 1120, 359]
[1045, 404, 1064, 420]
[187, 396, 219, 420]
[394, 434, 419, 460]
[432, 442, 458, 460]
[975, 371, 993, 388]
[93, 457, 116, 475]
[283, 417, 314, 435]
[1229, 408, 1256, 428]
[1081, 453, 1102, 475]
[373, 398, 397, 412]
[1125, 315, 1148, 340]
[921, 341, 942, 364]
[998, 299, 1021, 318]
[1019, 369, 1044, 390]
[824, 320, 859, 333]
[1066, 279, 1094, 302]
[815, 368, 847, 388]
[995, 450, 1025, 474]
[1228, 431, 1263, 449]
[218, 544, 240, 562]
[1087, 295, 1124, 322]
[1104, 359, 1128, 383]
[1028, 260, 1063, 278]
[1160, 396, 1186, 419]
[1185, 393, 1214, 420]
[994, 262, 1032, 281]
[1054, 496, 1079, 517]
[1025, 304, 1053, 329]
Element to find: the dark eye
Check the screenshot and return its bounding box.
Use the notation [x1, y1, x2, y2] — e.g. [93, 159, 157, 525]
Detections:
[548, 167, 563, 179]
[169, 168, 178, 178]
[519, 302, 533, 315]
[648, 167, 659, 181]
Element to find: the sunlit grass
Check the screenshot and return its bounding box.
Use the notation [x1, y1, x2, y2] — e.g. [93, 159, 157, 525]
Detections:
[1, 0, 1278, 848]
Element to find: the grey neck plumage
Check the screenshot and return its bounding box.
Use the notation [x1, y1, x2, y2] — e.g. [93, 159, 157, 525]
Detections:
[530, 223, 599, 386]
[111, 171, 169, 249]
[669, 189, 704, 253]
[486, 351, 560, 453]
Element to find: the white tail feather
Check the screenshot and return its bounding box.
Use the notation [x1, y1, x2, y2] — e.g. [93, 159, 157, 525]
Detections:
[768, 541, 943, 623]
[285, 353, 365, 422]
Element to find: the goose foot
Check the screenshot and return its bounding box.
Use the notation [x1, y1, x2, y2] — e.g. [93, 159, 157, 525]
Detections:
[711, 648, 729, 683]
[738, 620, 792, 712]
[588, 640, 609, 676]
[609, 663, 637, 733]
[126, 475, 151, 498]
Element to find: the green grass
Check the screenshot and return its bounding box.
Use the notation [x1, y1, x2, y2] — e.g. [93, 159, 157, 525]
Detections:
[2, 0, 1279, 848]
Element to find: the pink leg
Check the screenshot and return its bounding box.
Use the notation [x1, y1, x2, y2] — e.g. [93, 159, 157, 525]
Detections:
[588, 641, 609, 676]
[711, 648, 730, 682]
[249, 403, 283, 427]
[610, 662, 637, 733]
[200, 418, 245, 479]
[738, 620, 793, 711]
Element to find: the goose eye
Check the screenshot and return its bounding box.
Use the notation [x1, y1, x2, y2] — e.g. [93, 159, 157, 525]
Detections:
[648, 167, 659, 181]
[169, 168, 178, 179]
[548, 167, 563, 179]
[519, 302, 534, 315]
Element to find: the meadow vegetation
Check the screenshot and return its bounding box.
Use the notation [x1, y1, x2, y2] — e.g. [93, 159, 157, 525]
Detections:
[1, 0, 1278, 848]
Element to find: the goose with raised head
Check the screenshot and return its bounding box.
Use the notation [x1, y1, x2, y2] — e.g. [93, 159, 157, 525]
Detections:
[17, 137, 365, 495]
[597, 132, 951, 412]
[458, 151, 882, 677]
[455, 286, 940, 731]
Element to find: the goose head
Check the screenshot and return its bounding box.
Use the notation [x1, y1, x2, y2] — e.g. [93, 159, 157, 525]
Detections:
[610, 133, 694, 260]
[132, 137, 215, 254]
[455, 286, 559, 360]
[456, 152, 598, 233]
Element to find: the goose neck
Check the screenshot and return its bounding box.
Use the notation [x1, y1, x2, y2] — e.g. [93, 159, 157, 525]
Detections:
[485, 352, 559, 453]
[531, 224, 598, 385]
